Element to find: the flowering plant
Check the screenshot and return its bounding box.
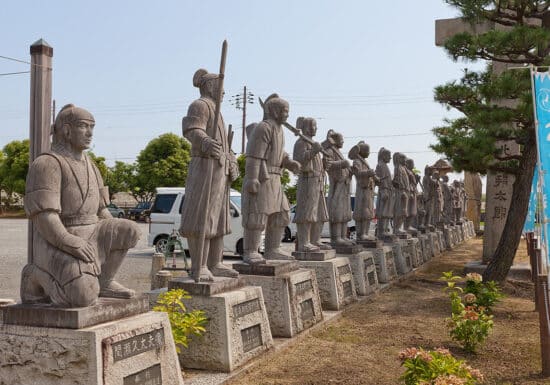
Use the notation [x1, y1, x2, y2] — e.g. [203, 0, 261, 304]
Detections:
[398, 347, 484, 384]
[441, 272, 494, 352]
[463, 273, 503, 312]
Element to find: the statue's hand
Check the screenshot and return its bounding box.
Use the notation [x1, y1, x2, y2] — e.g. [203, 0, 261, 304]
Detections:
[72, 240, 97, 263]
[244, 179, 260, 194]
[286, 160, 301, 174]
[312, 142, 322, 154]
[201, 137, 222, 159]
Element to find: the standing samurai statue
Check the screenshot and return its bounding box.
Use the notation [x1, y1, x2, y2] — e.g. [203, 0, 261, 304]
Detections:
[180, 68, 239, 282]
[292, 117, 330, 252]
[242, 94, 301, 263]
[375, 147, 394, 238]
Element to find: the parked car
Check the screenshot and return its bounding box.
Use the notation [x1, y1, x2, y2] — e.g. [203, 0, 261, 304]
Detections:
[128, 201, 152, 221]
[147, 187, 250, 256]
[286, 196, 373, 241]
[106, 203, 125, 218]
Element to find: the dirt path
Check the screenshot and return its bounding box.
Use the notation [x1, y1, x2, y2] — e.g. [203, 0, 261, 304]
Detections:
[227, 238, 544, 385]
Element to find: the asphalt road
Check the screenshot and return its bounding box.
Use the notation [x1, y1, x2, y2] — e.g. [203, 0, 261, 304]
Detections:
[0, 218, 295, 301]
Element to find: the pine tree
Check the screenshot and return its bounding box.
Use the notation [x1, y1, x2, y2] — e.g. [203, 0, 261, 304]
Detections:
[433, 1, 550, 281]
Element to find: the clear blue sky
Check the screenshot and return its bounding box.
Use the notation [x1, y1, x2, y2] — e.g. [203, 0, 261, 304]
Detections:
[0, 0, 481, 182]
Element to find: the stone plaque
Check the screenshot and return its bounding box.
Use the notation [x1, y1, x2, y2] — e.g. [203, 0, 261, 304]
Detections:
[300, 299, 315, 322]
[241, 324, 263, 353]
[111, 329, 164, 362]
[295, 279, 313, 294]
[123, 363, 162, 385]
[233, 298, 261, 319]
[337, 264, 351, 276]
[367, 270, 376, 286]
[342, 280, 353, 298]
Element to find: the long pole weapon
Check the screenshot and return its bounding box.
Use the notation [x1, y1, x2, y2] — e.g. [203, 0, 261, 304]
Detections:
[212, 40, 227, 166]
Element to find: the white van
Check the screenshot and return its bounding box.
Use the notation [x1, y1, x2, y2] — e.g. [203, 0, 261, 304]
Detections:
[147, 187, 245, 256]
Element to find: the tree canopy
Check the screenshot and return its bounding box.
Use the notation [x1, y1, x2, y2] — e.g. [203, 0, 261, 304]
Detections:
[433, 0, 550, 281]
[0, 139, 29, 207]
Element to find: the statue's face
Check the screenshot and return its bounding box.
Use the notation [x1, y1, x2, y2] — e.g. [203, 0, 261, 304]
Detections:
[67, 118, 94, 151]
[335, 135, 344, 149]
[273, 104, 289, 125]
[383, 151, 391, 163]
[304, 120, 317, 137]
[360, 146, 370, 158]
[204, 78, 223, 101]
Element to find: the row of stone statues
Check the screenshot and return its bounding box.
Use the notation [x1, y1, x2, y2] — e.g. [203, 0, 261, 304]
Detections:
[21, 66, 470, 307]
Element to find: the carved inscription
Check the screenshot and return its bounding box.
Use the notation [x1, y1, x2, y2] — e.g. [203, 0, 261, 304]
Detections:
[342, 280, 353, 298]
[367, 271, 376, 286]
[233, 298, 261, 319]
[300, 299, 315, 322]
[241, 324, 262, 353]
[112, 329, 164, 362]
[295, 279, 313, 294]
[337, 264, 351, 276]
[123, 363, 161, 385]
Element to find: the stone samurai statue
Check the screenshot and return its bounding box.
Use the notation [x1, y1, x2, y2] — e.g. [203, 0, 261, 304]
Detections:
[349, 141, 378, 241]
[180, 68, 239, 282]
[242, 93, 301, 263]
[322, 130, 354, 247]
[292, 117, 330, 252]
[21, 104, 140, 307]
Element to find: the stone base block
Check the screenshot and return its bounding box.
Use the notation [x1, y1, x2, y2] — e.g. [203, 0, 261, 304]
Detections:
[443, 227, 455, 250]
[297, 257, 357, 311]
[356, 238, 383, 248]
[428, 232, 441, 257]
[233, 260, 299, 276]
[436, 230, 445, 252]
[417, 234, 432, 262]
[333, 244, 364, 254]
[168, 276, 243, 296]
[405, 238, 422, 267]
[397, 233, 412, 240]
[391, 241, 411, 275]
[369, 246, 398, 283]
[178, 285, 273, 372]
[292, 249, 336, 261]
[1, 296, 149, 329]
[0, 311, 183, 385]
[239, 268, 323, 338]
[343, 251, 379, 296]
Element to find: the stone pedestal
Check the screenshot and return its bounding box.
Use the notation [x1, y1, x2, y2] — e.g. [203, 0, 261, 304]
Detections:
[428, 232, 441, 257]
[436, 230, 445, 252]
[168, 277, 273, 372]
[297, 257, 357, 310]
[368, 245, 398, 283]
[292, 249, 336, 261]
[406, 238, 422, 267]
[234, 261, 323, 338]
[417, 234, 432, 262]
[390, 241, 411, 275]
[443, 227, 455, 250]
[0, 311, 183, 385]
[341, 250, 379, 296]
[357, 238, 383, 249]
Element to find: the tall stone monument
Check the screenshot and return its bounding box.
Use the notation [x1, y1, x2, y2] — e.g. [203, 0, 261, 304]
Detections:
[464, 171, 482, 232]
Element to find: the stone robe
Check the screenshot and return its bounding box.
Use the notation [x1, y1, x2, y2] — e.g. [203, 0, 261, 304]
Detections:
[293, 138, 328, 224]
[180, 97, 231, 238]
[376, 161, 394, 219]
[393, 164, 409, 218]
[25, 150, 139, 302]
[351, 158, 375, 221]
[242, 119, 290, 229]
[323, 145, 352, 223]
[406, 168, 418, 217]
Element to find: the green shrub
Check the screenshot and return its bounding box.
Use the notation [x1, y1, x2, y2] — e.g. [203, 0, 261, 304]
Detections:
[398, 347, 484, 384]
[153, 289, 208, 352]
[463, 273, 503, 312]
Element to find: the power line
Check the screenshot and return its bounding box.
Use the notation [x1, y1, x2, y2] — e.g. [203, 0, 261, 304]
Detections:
[344, 132, 432, 139]
[0, 54, 51, 69]
[0, 71, 30, 77]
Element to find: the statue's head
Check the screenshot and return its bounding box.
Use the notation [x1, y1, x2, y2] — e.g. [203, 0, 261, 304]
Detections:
[52, 104, 95, 152]
[405, 157, 414, 170]
[453, 180, 461, 187]
[432, 170, 440, 179]
[349, 141, 370, 159]
[378, 147, 391, 163]
[326, 129, 344, 149]
[424, 165, 432, 176]
[442, 175, 449, 183]
[297, 117, 317, 137]
[264, 93, 289, 124]
[193, 68, 221, 100]
[393, 152, 403, 165]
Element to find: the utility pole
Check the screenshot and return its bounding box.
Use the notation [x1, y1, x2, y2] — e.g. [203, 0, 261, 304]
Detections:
[229, 86, 254, 153]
